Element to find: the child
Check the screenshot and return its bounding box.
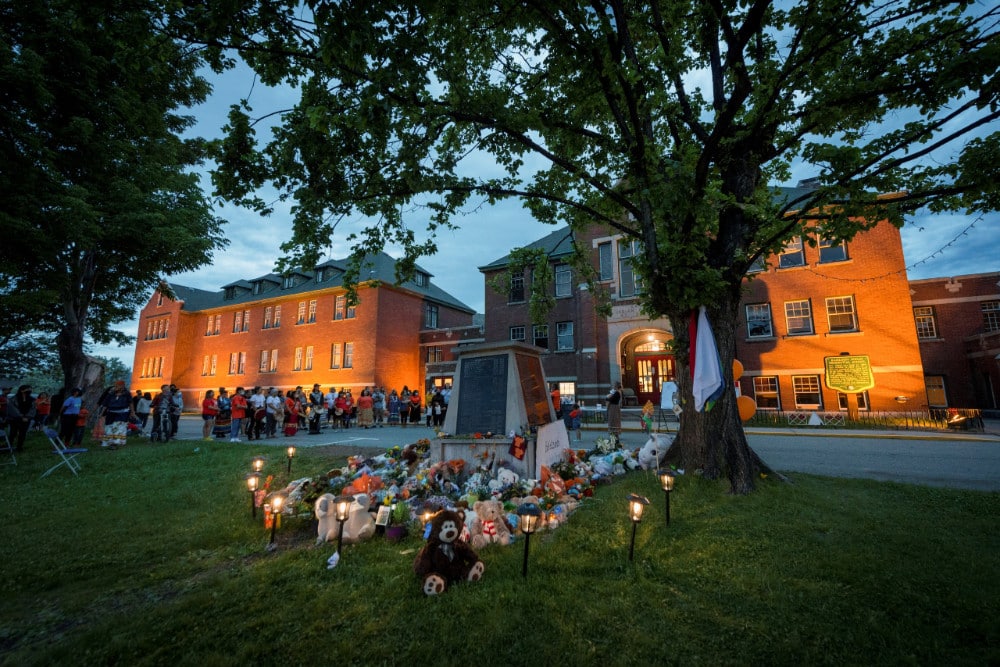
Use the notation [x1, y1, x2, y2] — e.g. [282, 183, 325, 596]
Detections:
[569, 403, 582, 441]
[73, 407, 89, 446]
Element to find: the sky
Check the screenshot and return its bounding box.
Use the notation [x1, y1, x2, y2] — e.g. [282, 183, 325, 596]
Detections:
[91, 62, 1000, 367]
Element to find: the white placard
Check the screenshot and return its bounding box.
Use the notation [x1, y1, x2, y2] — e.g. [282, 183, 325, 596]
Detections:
[535, 420, 569, 477]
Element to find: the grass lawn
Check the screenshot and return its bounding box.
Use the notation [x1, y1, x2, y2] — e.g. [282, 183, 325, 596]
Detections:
[1, 430, 997, 666]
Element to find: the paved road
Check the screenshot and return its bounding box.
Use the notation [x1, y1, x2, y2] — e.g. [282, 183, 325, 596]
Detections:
[168, 417, 1000, 492]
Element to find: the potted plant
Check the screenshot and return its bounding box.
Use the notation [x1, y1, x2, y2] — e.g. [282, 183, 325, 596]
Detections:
[385, 502, 410, 542]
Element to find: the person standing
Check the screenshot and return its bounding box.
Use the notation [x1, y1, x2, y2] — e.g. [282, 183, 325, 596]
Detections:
[372, 387, 386, 427]
[407, 390, 422, 426]
[169, 385, 184, 438]
[229, 387, 248, 442]
[59, 387, 83, 442]
[388, 389, 401, 426]
[308, 384, 324, 434]
[606, 381, 623, 444]
[430, 388, 446, 428]
[136, 392, 152, 434]
[247, 387, 266, 440]
[100, 380, 135, 449]
[550, 384, 562, 419]
[7, 385, 35, 452]
[356, 389, 374, 429]
[33, 392, 51, 430]
[201, 389, 218, 441]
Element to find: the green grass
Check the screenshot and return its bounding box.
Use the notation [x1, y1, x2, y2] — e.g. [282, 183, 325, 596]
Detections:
[1, 431, 998, 666]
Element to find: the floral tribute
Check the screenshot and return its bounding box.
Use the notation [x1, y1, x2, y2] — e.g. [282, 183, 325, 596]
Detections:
[267, 435, 664, 538]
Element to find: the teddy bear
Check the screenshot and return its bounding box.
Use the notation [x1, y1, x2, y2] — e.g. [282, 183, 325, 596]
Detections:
[413, 509, 485, 595]
[315, 493, 376, 546]
[638, 433, 672, 470]
[469, 499, 514, 549]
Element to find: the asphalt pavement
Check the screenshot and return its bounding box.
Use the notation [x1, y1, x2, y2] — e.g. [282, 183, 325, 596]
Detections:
[165, 415, 1000, 492]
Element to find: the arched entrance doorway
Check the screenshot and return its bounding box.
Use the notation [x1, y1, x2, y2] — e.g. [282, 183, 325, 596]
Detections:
[620, 331, 675, 407]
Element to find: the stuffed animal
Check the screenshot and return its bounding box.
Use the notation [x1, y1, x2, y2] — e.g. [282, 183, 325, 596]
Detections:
[469, 499, 514, 549]
[413, 509, 485, 595]
[638, 433, 672, 470]
[315, 493, 376, 546]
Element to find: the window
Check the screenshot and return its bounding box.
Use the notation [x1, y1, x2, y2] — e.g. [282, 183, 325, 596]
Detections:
[598, 242, 613, 281]
[282, 274, 296, 289]
[753, 377, 780, 410]
[792, 375, 822, 409]
[533, 324, 549, 348]
[229, 353, 239, 375]
[331, 343, 342, 369]
[224, 286, 236, 300]
[252, 281, 263, 295]
[307, 299, 317, 324]
[297, 301, 306, 325]
[778, 236, 805, 268]
[268, 349, 278, 372]
[424, 303, 439, 329]
[346, 302, 356, 319]
[205, 314, 221, 336]
[983, 301, 1000, 332]
[745, 303, 773, 338]
[784, 300, 813, 335]
[618, 238, 642, 297]
[259, 349, 278, 373]
[413, 272, 429, 287]
[263, 307, 272, 329]
[237, 351, 245, 374]
[233, 310, 243, 333]
[557, 381, 576, 405]
[747, 254, 767, 273]
[509, 272, 525, 302]
[156, 292, 164, 306]
[837, 391, 870, 411]
[826, 296, 858, 333]
[201, 355, 216, 376]
[426, 346, 443, 363]
[241, 310, 250, 332]
[913, 306, 938, 339]
[925, 375, 947, 407]
[819, 237, 848, 263]
[316, 267, 327, 282]
[555, 264, 572, 297]
[344, 342, 354, 368]
[510, 326, 525, 341]
[294, 347, 303, 371]
[556, 321, 574, 351]
[334, 295, 345, 320]
[305, 346, 314, 371]
[273, 305, 281, 327]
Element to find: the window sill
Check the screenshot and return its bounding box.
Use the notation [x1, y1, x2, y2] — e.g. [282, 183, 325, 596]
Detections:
[917, 337, 945, 343]
[782, 333, 816, 339]
[824, 330, 863, 337]
[817, 258, 853, 266]
[745, 336, 777, 343]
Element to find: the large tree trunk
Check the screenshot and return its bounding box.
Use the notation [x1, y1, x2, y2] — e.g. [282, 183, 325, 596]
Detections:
[662, 292, 759, 494]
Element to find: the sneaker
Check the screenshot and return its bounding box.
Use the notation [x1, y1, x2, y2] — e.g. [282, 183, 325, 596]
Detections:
[203, 437, 212, 441]
[233, 438, 241, 443]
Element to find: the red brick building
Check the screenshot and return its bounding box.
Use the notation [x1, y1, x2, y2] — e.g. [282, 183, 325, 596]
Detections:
[480, 186, 929, 413]
[909, 272, 1000, 410]
[130, 252, 475, 407]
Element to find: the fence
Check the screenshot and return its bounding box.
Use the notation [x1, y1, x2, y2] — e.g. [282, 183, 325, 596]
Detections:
[746, 408, 985, 432]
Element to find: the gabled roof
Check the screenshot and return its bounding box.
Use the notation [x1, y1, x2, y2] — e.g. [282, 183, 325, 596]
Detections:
[479, 225, 576, 271]
[161, 251, 474, 314]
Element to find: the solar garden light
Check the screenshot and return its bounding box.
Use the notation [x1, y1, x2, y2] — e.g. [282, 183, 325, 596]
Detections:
[627, 493, 650, 562]
[286, 445, 296, 473]
[252, 455, 266, 473]
[245, 472, 261, 519]
[269, 495, 285, 546]
[516, 503, 543, 578]
[334, 495, 353, 556]
[657, 468, 676, 527]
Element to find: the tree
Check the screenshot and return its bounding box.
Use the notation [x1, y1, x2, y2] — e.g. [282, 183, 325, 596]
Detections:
[173, 2, 998, 493]
[0, 0, 226, 395]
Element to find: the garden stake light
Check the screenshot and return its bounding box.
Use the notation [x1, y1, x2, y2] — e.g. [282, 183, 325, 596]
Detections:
[245, 472, 261, 519]
[516, 502, 543, 578]
[252, 456, 266, 473]
[269, 495, 284, 547]
[334, 495, 352, 557]
[627, 493, 650, 562]
[657, 468, 675, 527]
[286, 445, 296, 473]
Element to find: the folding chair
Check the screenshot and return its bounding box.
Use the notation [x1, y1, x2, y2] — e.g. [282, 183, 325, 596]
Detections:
[0, 426, 15, 466]
[41, 428, 87, 478]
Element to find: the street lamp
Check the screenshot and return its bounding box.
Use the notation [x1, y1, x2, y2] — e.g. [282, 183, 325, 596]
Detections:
[251, 455, 266, 473]
[656, 468, 675, 527]
[269, 494, 285, 546]
[286, 445, 296, 473]
[516, 503, 543, 578]
[245, 472, 261, 519]
[627, 493, 650, 561]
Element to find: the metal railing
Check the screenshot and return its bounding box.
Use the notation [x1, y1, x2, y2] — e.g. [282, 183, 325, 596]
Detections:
[745, 408, 985, 432]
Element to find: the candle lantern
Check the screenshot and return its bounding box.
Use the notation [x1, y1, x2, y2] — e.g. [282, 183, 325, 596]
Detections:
[251, 456, 266, 473]
[245, 472, 262, 519]
[516, 503, 543, 578]
[286, 445, 296, 473]
[269, 495, 285, 546]
[626, 493, 650, 561]
[334, 495, 352, 557]
[656, 468, 676, 527]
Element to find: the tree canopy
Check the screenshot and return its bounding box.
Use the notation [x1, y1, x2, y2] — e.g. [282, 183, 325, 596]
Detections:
[0, 0, 226, 391]
[170, 1, 999, 492]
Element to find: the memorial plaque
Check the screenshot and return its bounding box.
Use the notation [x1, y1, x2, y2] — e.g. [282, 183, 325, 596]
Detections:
[454, 354, 508, 434]
[516, 353, 552, 427]
[824, 355, 875, 392]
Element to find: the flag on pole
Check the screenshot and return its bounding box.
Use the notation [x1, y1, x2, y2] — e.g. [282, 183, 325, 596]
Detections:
[689, 306, 725, 412]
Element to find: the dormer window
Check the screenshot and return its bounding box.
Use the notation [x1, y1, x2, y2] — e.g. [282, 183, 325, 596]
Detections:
[252, 281, 263, 295]
[282, 275, 297, 289]
[413, 272, 428, 287]
[316, 268, 326, 282]
[224, 286, 236, 300]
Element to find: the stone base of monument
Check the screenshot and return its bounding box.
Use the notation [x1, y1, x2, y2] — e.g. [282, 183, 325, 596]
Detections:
[432, 437, 535, 480]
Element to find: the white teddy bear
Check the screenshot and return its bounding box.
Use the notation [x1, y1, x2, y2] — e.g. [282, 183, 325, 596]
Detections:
[315, 493, 376, 545]
[638, 433, 672, 470]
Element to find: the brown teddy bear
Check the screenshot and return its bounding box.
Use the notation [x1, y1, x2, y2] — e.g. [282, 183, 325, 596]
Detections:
[469, 499, 514, 549]
[413, 509, 485, 595]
